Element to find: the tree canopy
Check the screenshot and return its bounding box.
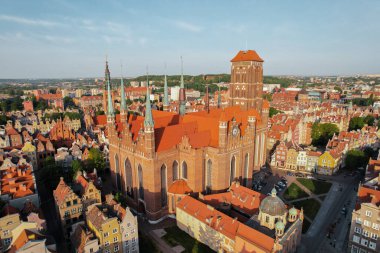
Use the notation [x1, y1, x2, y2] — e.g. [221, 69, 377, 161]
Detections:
[345, 149, 369, 170]
[311, 123, 339, 147]
[269, 107, 283, 118]
[64, 96, 76, 109]
[349, 116, 375, 131]
[87, 148, 106, 172]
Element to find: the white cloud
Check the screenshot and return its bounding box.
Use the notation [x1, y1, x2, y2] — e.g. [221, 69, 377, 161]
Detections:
[0, 14, 59, 27]
[43, 35, 74, 44]
[174, 21, 203, 32]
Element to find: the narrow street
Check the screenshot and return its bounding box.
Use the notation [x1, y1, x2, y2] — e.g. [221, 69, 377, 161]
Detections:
[298, 176, 358, 253]
[38, 183, 69, 253]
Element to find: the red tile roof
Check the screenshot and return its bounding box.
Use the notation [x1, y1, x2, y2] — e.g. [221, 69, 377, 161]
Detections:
[357, 186, 380, 206]
[231, 50, 264, 62]
[168, 179, 192, 195]
[177, 196, 239, 239]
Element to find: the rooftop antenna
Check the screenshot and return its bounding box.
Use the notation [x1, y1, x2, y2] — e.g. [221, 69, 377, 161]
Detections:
[245, 40, 248, 52]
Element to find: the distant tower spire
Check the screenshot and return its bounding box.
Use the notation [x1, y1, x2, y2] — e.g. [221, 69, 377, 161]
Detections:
[217, 85, 222, 108]
[179, 56, 186, 116]
[163, 63, 169, 111]
[144, 69, 154, 128]
[205, 84, 209, 113]
[106, 71, 114, 123]
[120, 63, 127, 122]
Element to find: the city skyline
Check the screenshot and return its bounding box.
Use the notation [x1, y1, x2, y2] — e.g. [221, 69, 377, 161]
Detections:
[0, 0, 379, 78]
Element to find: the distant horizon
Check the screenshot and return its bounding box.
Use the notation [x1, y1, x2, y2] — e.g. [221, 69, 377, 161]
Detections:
[1, 1, 379, 78]
[1, 72, 380, 81]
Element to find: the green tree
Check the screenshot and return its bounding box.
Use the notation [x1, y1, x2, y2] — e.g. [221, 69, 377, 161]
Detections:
[87, 148, 106, 172]
[269, 107, 283, 117]
[192, 240, 200, 253]
[0, 115, 8, 125]
[349, 117, 365, 131]
[345, 150, 368, 170]
[72, 160, 83, 180]
[114, 192, 127, 207]
[311, 123, 339, 147]
[334, 86, 342, 93]
[364, 115, 375, 126]
[64, 96, 76, 108]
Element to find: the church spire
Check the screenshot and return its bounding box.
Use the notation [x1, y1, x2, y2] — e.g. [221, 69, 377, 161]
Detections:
[120, 65, 127, 113]
[179, 56, 186, 116]
[163, 64, 169, 111]
[217, 85, 222, 108]
[106, 72, 114, 123]
[144, 71, 154, 129]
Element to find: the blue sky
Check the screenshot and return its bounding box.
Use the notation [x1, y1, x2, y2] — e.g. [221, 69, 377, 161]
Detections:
[0, 0, 379, 78]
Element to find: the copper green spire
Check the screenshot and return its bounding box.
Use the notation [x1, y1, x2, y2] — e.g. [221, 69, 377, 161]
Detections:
[217, 85, 222, 108]
[106, 73, 114, 118]
[144, 71, 154, 128]
[120, 65, 126, 112]
[163, 65, 169, 107]
[179, 56, 186, 116]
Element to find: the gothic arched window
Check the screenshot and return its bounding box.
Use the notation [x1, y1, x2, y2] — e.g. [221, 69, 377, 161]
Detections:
[138, 165, 144, 200]
[244, 153, 249, 186]
[230, 156, 236, 185]
[182, 161, 188, 179]
[161, 164, 167, 207]
[124, 158, 133, 197]
[206, 159, 212, 193]
[173, 161, 179, 181]
[114, 154, 121, 191]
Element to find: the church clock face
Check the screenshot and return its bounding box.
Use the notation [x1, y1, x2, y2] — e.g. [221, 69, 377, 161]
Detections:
[232, 126, 239, 136]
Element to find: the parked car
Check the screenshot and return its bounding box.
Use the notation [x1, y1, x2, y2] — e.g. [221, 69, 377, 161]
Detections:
[295, 173, 304, 177]
[306, 175, 314, 179]
[287, 172, 294, 176]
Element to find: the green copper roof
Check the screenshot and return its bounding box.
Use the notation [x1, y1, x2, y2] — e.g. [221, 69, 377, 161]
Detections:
[163, 74, 169, 106]
[217, 86, 221, 108]
[144, 75, 154, 127]
[107, 74, 114, 116]
[120, 76, 126, 111]
[289, 207, 297, 216]
[275, 220, 285, 230]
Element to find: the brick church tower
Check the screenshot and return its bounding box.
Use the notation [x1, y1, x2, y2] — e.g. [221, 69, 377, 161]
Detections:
[229, 50, 264, 112]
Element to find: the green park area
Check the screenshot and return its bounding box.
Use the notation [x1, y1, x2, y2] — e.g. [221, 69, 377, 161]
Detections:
[163, 226, 215, 253]
[293, 198, 321, 221]
[283, 183, 309, 201]
[297, 178, 332, 195]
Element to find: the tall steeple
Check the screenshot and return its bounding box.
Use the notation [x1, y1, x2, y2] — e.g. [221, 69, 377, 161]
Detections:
[120, 65, 127, 122]
[205, 84, 209, 113]
[106, 73, 115, 123]
[179, 56, 186, 116]
[163, 64, 169, 111]
[103, 57, 111, 112]
[144, 72, 154, 129]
